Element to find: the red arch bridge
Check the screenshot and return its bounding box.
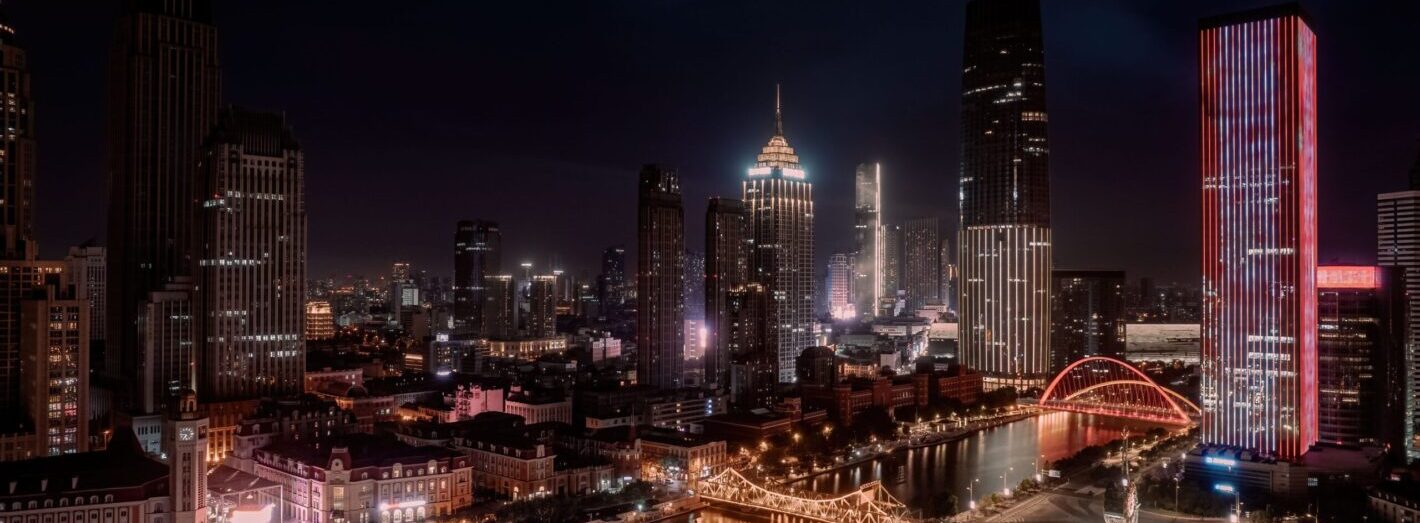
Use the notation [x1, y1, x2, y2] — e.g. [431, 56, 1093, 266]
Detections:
[1039, 356, 1201, 426]
[697, 468, 915, 523]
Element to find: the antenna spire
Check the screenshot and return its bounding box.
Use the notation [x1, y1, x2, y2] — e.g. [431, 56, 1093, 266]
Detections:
[774, 83, 784, 136]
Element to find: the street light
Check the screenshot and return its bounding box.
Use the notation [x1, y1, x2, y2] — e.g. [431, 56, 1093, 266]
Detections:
[968, 478, 980, 510]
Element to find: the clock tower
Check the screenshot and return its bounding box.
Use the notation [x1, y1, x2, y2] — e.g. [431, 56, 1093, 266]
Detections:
[165, 389, 209, 523]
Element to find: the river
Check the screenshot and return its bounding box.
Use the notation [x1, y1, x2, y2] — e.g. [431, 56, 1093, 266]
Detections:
[684, 411, 1164, 521]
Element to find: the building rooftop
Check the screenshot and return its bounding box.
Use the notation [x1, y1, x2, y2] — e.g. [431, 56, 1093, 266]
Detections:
[258, 433, 462, 469]
[0, 429, 168, 499]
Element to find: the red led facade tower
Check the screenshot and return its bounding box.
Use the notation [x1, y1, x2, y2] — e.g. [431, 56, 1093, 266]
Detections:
[1199, 4, 1317, 460]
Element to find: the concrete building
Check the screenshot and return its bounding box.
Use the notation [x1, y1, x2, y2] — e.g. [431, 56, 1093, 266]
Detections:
[637, 164, 686, 390]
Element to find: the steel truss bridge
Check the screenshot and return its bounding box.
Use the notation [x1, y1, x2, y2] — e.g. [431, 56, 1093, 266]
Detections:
[698, 468, 915, 523]
[1040, 356, 1201, 426]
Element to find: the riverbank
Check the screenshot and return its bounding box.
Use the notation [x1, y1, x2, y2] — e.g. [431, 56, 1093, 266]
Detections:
[780, 409, 1042, 485]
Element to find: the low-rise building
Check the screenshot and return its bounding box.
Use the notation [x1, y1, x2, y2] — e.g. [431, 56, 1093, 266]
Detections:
[455, 432, 614, 500]
[505, 394, 572, 426]
[635, 430, 727, 491]
[487, 337, 567, 360]
[229, 433, 473, 523]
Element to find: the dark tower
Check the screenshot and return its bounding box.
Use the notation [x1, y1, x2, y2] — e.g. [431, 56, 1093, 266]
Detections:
[106, 0, 221, 408]
[637, 165, 685, 389]
[0, 10, 34, 261]
[453, 220, 500, 336]
[705, 197, 748, 390]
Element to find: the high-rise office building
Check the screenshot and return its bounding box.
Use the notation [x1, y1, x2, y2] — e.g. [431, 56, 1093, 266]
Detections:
[853, 163, 881, 318]
[196, 107, 306, 402]
[903, 217, 942, 311]
[137, 279, 196, 415]
[453, 220, 500, 336]
[598, 246, 627, 318]
[880, 224, 902, 315]
[939, 239, 956, 312]
[705, 197, 748, 390]
[65, 245, 106, 348]
[637, 164, 685, 389]
[1199, 4, 1317, 459]
[1377, 147, 1420, 458]
[1050, 270, 1125, 371]
[1316, 266, 1403, 448]
[19, 285, 89, 456]
[0, 260, 63, 409]
[743, 87, 814, 383]
[0, 13, 35, 262]
[828, 253, 854, 320]
[106, 0, 221, 408]
[958, 0, 1052, 388]
[483, 275, 515, 339]
[527, 275, 557, 338]
[727, 283, 776, 408]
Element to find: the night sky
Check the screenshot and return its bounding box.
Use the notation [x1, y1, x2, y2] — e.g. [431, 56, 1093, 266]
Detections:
[10, 1, 1420, 284]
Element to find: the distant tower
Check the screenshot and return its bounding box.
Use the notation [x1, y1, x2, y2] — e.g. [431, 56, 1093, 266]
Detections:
[903, 218, 941, 311]
[482, 275, 515, 339]
[598, 246, 627, 318]
[705, 197, 749, 390]
[1199, 3, 1318, 459]
[743, 86, 815, 383]
[165, 390, 209, 523]
[637, 165, 685, 389]
[527, 275, 557, 338]
[454, 220, 501, 336]
[828, 253, 854, 320]
[853, 163, 882, 318]
[958, 0, 1052, 388]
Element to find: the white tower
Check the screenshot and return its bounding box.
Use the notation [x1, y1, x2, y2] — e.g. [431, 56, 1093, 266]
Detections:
[165, 389, 209, 523]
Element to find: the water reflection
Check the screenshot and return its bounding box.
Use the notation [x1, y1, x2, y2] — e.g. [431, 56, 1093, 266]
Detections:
[693, 412, 1159, 520]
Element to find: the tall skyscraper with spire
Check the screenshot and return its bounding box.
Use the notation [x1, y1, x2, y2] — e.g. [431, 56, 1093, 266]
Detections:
[743, 86, 814, 383]
[853, 163, 881, 318]
[958, 0, 1052, 388]
[106, 0, 221, 410]
[637, 164, 685, 389]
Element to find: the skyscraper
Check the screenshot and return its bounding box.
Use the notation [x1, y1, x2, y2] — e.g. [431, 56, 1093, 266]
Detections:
[598, 246, 627, 318]
[705, 197, 748, 391]
[637, 164, 685, 389]
[107, 0, 221, 409]
[903, 217, 942, 311]
[958, 0, 1052, 388]
[880, 223, 902, 315]
[684, 250, 706, 325]
[1316, 266, 1403, 448]
[1199, 4, 1317, 459]
[1050, 270, 1125, 371]
[196, 107, 306, 402]
[0, 12, 35, 261]
[853, 163, 881, 318]
[743, 87, 814, 383]
[453, 220, 500, 336]
[828, 253, 854, 320]
[527, 275, 557, 338]
[138, 280, 196, 415]
[1377, 146, 1420, 458]
[483, 275, 515, 339]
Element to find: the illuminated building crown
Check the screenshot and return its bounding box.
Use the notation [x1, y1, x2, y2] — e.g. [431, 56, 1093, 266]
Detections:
[749, 84, 804, 178]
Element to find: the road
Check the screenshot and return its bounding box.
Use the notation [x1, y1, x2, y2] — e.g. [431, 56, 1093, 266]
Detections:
[984, 488, 1224, 523]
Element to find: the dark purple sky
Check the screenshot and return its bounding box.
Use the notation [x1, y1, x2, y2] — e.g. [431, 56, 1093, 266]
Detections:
[11, 1, 1420, 284]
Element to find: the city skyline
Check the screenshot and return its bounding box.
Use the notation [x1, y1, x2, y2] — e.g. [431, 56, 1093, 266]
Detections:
[6, 1, 1417, 283]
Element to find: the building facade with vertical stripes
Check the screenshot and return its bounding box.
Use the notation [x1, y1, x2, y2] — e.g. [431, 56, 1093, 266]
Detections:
[197, 107, 306, 402]
[743, 89, 814, 383]
[704, 197, 748, 391]
[853, 163, 881, 319]
[957, 0, 1052, 388]
[1199, 3, 1318, 460]
[1378, 153, 1420, 458]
